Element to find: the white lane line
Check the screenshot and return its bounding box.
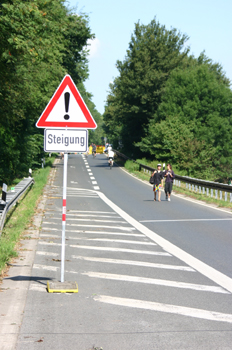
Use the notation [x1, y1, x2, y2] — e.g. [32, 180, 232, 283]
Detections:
[86, 165, 89, 168]
[70, 245, 170, 256]
[41, 228, 143, 237]
[94, 295, 232, 324]
[89, 173, 93, 175]
[83, 272, 228, 294]
[98, 191, 232, 294]
[90, 177, 95, 180]
[92, 181, 98, 185]
[93, 186, 100, 190]
[84, 238, 156, 245]
[87, 169, 91, 172]
[140, 218, 232, 223]
[48, 217, 127, 224]
[72, 256, 195, 271]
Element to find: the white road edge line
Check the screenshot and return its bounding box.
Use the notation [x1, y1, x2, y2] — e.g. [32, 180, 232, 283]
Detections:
[96, 191, 232, 294]
[94, 295, 232, 324]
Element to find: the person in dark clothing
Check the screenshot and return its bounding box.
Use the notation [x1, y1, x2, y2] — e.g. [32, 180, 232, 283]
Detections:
[163, 163, 175, 201]
[152, 164, 164, 201]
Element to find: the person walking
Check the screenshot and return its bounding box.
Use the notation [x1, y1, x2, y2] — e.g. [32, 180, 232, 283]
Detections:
[164, 163, 175, 201]
[151, 164, 164, 202]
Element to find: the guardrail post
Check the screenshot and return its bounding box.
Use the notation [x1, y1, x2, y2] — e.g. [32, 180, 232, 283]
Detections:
[230, 193, 232, 203]
[215, 190, 218, 199]
[207, 188, 209, 196]
[225, 192, 227, 201]
[2, 183, 7, 202]
[203, 187, 205, 195]
[220, 191, 222, 200]
[211, 189, 213, 197]
[189, 183, 191, 191]
[179, 180, 181, 187]
[192, 184, 194, 191]
[199, 186, 201, 194]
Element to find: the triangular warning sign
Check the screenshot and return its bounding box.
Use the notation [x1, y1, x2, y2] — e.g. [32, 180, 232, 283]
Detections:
[36, 75, 97, 129]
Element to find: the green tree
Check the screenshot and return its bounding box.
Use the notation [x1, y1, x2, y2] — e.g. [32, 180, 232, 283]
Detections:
[138, 60, 232, 180]
[0, 0, 94, 183]
[103, 18, 189, 155]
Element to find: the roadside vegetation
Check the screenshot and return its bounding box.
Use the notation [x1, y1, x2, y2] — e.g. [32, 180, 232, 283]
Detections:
[0, 157, 56, 276]
[104, 18, 232, 183]
[0, 0, 104, 187]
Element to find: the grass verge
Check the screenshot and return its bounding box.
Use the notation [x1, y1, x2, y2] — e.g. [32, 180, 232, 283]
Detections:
[0, 157, 56, 275]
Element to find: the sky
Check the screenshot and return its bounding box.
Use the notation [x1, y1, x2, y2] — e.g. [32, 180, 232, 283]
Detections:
[65, 0, 232, 115]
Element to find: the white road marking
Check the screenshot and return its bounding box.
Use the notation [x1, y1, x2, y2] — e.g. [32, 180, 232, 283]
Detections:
[33, 264, 58, 271]
[67, 210, 116, 214]
[86, 165, 89, 168]
[29, 284, 47, 292]
[94, 295, 232, 324]
[72, 256, 195, 271]
[42, 228, 143, 237]
[90, 177, 95, 180]
[40, 234, 59, 238]
[92, 181, 98, 185]
[84, 272, 228, 293]
[67, 195, 99, 198]
[36, 251, 59, 257]
[84, 238, 156, 245]
[39, 241, 61, 246]
[98, 191, 232, 294]
[70, 224, 134, 230]
[140, 218, 232, 223]
[66, 214, 121, 218]
[93, 186, 100, 190]
[70, 245, 171, 256]
[48, 217, 126, 223]
[89, 173, 93, 175]
[87, 169, 91, 172]
[43, 222, 135, 231]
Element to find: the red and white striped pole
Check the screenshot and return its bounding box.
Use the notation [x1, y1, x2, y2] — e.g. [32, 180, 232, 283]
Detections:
[61, 152, 68, 283]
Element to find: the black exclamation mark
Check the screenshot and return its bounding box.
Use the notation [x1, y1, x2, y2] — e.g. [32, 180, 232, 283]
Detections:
[64, 92, 70, 120]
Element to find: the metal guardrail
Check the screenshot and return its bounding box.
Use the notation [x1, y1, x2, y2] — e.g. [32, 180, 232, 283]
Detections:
[0, 177, 34, 234]
[113, 149, 232, 199]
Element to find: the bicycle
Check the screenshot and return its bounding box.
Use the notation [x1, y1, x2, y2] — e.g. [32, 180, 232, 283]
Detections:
[109, 157, 114, 169]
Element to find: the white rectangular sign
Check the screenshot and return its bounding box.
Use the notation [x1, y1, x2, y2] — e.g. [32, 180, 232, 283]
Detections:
[44, 129, 88, 152]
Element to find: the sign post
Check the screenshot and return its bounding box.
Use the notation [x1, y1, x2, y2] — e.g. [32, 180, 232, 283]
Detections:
[36, 74, 97, 293]
[61, 152, 68, 283]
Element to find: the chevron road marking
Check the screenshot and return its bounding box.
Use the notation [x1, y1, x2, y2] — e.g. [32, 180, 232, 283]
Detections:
[82, 271, 229, 293]
[94, 295, 232, 324]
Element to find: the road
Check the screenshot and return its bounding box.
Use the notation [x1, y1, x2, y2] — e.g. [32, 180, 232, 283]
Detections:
[14, 154, 232, 349]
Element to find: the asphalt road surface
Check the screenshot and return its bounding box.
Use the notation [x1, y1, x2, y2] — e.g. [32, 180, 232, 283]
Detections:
[15, 153, 232, 350]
